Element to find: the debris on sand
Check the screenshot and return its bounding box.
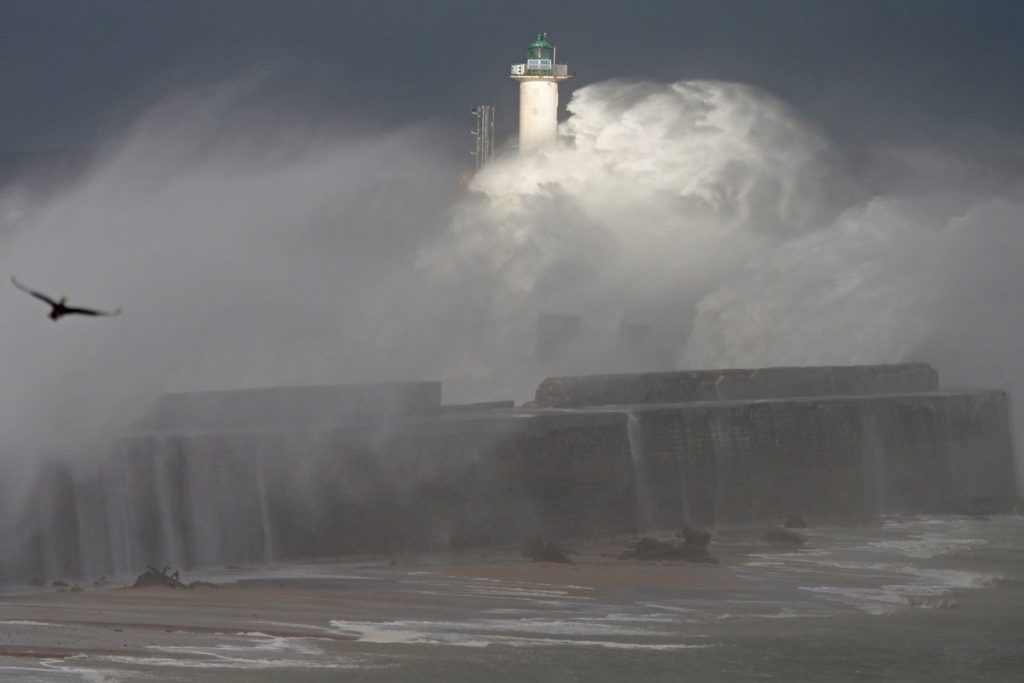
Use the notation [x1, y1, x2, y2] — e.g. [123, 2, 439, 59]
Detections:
[521, 538, 573, 564]
[132, 566, 186, 588]
[621, 529, 718, 563]
[130, 566, 218, 589]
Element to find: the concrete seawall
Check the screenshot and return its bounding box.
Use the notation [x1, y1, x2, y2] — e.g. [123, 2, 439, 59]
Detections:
[376, 389, 1015, 542]
[1, 363, 1016, 581]
[534, 363, 940, 407]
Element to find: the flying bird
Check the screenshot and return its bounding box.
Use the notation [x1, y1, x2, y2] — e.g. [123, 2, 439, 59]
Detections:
[11, 277, 122, 321]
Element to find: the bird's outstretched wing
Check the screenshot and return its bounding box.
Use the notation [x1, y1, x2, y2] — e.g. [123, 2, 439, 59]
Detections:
[62, 305, 122, 318]
[10, 276, 59, 306]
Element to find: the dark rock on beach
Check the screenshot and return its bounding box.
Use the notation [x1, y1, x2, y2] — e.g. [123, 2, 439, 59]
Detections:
[679, 526, 713, 547]
[132, 566, 187, 589]
[622, 531, 718, 563]
[522, 538, 572, 564]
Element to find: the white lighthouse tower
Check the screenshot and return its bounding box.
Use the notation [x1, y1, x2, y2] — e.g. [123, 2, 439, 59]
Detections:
[510, 33, 571, 152]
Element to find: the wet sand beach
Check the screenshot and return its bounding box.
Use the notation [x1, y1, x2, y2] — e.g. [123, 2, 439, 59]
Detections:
[1, 516, 1022, 681]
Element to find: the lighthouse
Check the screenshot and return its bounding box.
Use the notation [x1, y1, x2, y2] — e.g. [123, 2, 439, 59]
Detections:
[510, 33, 572, 152]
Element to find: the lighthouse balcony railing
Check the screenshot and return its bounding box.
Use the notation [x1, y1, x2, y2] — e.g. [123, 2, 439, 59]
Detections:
[510, 63, 569, 77]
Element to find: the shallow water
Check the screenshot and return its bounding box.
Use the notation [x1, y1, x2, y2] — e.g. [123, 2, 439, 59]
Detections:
[2, 515, 1022, 682]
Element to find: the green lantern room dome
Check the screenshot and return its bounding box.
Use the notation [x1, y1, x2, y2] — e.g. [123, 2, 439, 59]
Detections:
[527, 33, 554, 61]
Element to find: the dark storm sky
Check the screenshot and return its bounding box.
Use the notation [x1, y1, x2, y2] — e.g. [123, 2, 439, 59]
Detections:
[1, 0, 1022, 160]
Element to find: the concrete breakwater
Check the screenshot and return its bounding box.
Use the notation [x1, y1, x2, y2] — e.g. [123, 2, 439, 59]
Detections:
[1, 364, 1015, 582]
[533, 363, 941, 407]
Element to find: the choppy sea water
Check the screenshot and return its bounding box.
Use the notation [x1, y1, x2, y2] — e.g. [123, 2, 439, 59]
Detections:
[2, 515, 1022, 682]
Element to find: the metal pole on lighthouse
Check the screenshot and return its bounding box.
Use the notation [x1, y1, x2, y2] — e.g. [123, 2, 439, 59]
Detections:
[510, 33, 572, 152]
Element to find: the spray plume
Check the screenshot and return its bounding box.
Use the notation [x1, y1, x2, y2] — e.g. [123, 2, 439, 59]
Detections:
[0, 76, 1020, 492]
[426, 79, 1024, 487]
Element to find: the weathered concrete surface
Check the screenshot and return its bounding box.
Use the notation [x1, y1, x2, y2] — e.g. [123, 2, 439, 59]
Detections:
[534, 363, 939, 407]
[2, 368, 1015, 583]
[375, 390, 1015, 543]
[3, 409, 636, 580]
[134, 381, 441, 433]
[8, 389, 1013, 583]
[627, 391, 1016, 529]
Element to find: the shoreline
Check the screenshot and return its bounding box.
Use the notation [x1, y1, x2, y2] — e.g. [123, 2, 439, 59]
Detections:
[1, 516, 1022, 681]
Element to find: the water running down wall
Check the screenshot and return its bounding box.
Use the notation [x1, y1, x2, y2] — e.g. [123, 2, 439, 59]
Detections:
[0, 364, 1014, 583]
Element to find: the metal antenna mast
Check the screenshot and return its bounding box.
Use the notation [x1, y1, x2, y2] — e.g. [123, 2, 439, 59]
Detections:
[471, 105, 495, 170]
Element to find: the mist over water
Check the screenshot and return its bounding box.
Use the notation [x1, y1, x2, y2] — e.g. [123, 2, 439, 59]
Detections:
[1, 75, 1022, 490]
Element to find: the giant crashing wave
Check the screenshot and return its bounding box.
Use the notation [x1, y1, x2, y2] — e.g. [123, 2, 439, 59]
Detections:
[421, 79, 1024, 465]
